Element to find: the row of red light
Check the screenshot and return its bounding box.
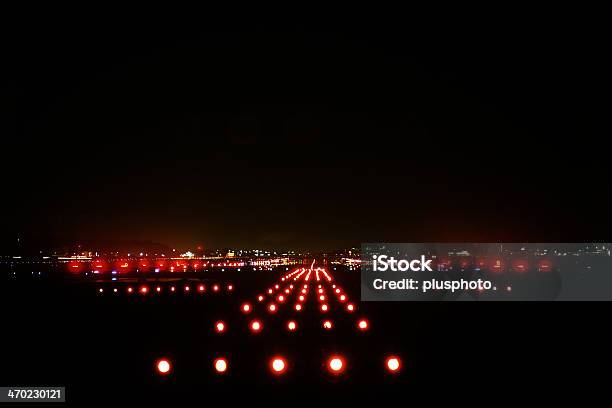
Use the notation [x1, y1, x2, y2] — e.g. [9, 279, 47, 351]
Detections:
[213, 318, 370, 333]
[97, 283, 233, 295]
[156, 354, 401, 376]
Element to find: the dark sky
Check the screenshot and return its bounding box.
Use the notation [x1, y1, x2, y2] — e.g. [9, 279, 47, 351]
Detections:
[2, 8, 609, 251]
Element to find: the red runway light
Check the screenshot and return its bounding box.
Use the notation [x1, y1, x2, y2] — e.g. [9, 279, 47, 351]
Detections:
[298, 295, 305, 302]
[327, 356, 345, 374]
[268, 303, 277, 313]
[227, 284, 233, 291]
[138, 259, 151, 271]
[295, 304, 302, 311]
[90, 259, 109, 273]
[170, 286, 176, 292]
[275, 284, 279, 289]
[215, 321, 226, 333]
[303, 284, 308, 289]
[127, 287, 133, 294]
[357, 319, 369, 331]
[67, 261, 84, 272]
[140, 286, 149, 294]
[320, 304, 328, 312]
[512, 259, 528, 273]
[241, 303, 252, 313]
[538, 260, 553, 272]
[268, 289, 273, 294]
[335, 288, 341, 294]
[98, 288, 104, 293]
[212, 285, 219, 292]
[214, 358, 228, 374]
[270, 357, 287, 375]
[258, 295, 264, 302]
[319, 295, 325, 301]
[301, 289, 307, 295]
[339, 294, 346, 302]
[385, 356, 401, 373]
[249, 320, 263, 333]
[318, 288, 324, 294]
[491, 259, 505, 273]
[287, 321, 297, 331]
[156, 286, 161, 293]
[277, 295, 285, 302]
[346, 303, 355, 312]
[284, 289, 290, 294]
[323, 320, 333, 330]
[156, 358, 172, 375]
[198, 284, 205, 292]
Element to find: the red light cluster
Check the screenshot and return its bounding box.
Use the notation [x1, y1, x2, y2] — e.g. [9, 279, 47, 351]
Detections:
[94, 282, 234, 296]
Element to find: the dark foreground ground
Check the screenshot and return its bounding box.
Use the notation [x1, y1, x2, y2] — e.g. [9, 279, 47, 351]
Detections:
[1, 266, 610, 404]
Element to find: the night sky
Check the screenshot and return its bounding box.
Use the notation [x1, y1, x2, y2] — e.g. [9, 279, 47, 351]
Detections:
[2, 9, 609, 251]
